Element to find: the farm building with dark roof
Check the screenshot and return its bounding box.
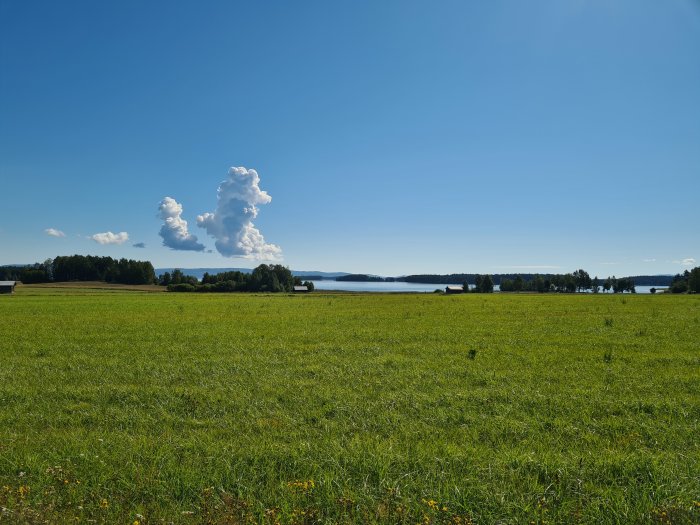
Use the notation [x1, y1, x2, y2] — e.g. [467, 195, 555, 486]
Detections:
[0, 281, 17, 294]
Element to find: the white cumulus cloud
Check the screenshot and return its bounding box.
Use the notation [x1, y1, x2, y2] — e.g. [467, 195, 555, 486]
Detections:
[45, 228, 66, 237]
[158, 197, 205, 251]
[91, 231, 129, 245]
[680, 257, 696, 266]
[197, 166, 282, 260]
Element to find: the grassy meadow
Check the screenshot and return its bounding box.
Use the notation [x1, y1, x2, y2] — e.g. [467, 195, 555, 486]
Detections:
[0, 287, 698, 524]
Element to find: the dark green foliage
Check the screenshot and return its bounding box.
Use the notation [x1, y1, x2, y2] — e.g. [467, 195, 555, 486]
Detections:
[167, 283, 196, 292]
[302, 280, 315, 292]
[501, 273, 630, 294]
[573, 269, 592, 292]
[250, 264, 296, 292]
[0, 266, 23, 281]
[688, 267, 700, 293]
[167, 269, 199, 286]
[669, 278, 688, 294]
[336, 274, 384, 282]
[500, 278, 514, 292]
[473, 274, 494, 293]
[402, 273, 674, 287]
[171, 264, 297, 293]
[7, 255, 158, 285]
[603, 277, 612, 293]
[0, 260, 53, 283]
[17, 267, 50, 283]
[669, 268, 700, 294]
[610, 276, 636, 293]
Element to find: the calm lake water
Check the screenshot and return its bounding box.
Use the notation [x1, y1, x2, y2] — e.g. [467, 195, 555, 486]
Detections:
[309, 281, 664, 294]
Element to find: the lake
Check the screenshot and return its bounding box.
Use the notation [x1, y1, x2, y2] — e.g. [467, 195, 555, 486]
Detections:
[309, 281, 665, 294]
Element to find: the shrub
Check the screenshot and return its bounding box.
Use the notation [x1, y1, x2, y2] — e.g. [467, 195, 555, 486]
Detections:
[167, 283, 196, 292]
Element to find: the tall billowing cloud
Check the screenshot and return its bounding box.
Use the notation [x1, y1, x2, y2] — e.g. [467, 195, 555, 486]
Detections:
[45, 228, 65, 237]
[197, 167, 282, 260]
[91, 231, 129, 245]
[158, 197, 205, 251]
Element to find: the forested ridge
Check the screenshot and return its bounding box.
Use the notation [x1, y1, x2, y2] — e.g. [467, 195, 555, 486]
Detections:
[0, 255, 155, 285]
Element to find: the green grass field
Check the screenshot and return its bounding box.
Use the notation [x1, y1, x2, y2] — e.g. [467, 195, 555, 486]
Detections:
[1, 288, 698, 524]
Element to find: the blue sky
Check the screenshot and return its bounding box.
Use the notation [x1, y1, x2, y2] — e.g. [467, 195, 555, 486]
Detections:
[1, 0, 698, 276]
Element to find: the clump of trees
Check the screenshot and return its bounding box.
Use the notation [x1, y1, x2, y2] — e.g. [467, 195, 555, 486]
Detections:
[668, 268, 700, 294]
[165, 264, 305, 293]
[604, 276, 636, 294]
[0, 256, 155, 285]
[158, 269, 199, 286]
[467, 274, 494, 293]
[53, 255, 156, 284]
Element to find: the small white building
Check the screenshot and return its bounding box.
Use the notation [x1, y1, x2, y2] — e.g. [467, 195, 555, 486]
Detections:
[294, 285, 309, 293]
[445, 285, 464, 294]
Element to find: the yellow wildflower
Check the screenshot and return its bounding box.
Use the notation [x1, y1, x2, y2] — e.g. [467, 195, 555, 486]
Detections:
[422, 498, 439, 510]
[286, 479, 315, 493]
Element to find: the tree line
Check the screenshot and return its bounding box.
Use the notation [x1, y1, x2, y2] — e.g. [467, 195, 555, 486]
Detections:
[401, 272, 671, 287]
[498, 271, 635, 293]
[4, 256, 696, 294]
[0, 255, 155, 285]
[453, 270, 638, 294]
[0, 256, 312, 293]
[163, 264, 315, 293]
[464, 268, 700, 294]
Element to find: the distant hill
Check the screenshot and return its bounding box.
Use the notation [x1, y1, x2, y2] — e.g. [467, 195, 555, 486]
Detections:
[336, 274, 385, 282]
[626, 275, 674, 286]
[155, 267, 350, 280]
